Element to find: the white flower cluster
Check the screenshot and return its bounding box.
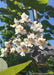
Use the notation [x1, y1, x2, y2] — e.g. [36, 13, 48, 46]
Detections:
[0, 13, 48, 57]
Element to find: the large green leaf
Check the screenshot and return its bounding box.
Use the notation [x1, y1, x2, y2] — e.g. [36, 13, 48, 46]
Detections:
[0, 60, 32, 75]
[18, 0, 48, 11]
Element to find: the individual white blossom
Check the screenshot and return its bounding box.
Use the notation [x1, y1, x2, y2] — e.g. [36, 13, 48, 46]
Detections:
[15, 25, 24, 34]
[35, 33, 43, 39]
[20, 42, 27, 52]
[34, 21, 37, 24]
[19, 19, 25, 23]
[20, 52, 25, 56]
[20, 30, 27, 35]
[37, 38, 47, 50]
[13, 38, 21, 46]
[21, 13, 29, 21]
[0, 48, 7, 57]
[10, 47, 15, 53]
[31, 22, 44, 32]
[24, 33, 35, 47]
[5, 42, 9, 47]
[10, 18, 20, 28]
[27, 33, 35, 39]
[0, 54, 4, 57]
[16, 46, 22, 53]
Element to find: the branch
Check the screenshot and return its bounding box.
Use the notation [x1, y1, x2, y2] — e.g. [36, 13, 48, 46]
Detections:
[32, 9, 38, 21]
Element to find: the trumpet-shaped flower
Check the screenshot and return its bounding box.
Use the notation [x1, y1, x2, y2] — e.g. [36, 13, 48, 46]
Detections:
[13, 38, 21, 46]
[37, 38, 47, 50]
[20, 42, 27, 52]
[15, 25, 24, 34]
[10, 18, 20, 28]
[10, 47, 15, 53]
[24, 33, 36, 47]
[20, 52, 25, 56]
[35, 33, 43, 39]
[31, 22, 44, 32]
[5, 41, 9, 47]
[21, 13, 30, 22]
[16, 46, 21, 53]
[0, 48, 7, 57]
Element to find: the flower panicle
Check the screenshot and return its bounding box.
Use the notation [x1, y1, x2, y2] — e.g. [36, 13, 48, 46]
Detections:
[0, 12, 48, 57]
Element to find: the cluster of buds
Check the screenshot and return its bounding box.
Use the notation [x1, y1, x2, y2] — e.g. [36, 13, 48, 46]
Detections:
[0, 13, 48, 57]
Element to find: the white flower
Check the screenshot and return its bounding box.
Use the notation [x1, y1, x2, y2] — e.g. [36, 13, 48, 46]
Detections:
[27, 33, 35, 45]
[13, 38, 21, 45]
[35, 33, 43, 39]
[27, 33, 38, 46]
[15, 25, 24, 34]
[1, 48, 7, 54]
[34, 21, 37, 24]
[16, 46, 21, 53]
[10, 18, 20, 28]
[20, 42, 25, 46]
[0, 54, 4, 57]
[39, 45, 44, 50]
[24, 33, 35, 47]
[39, 29, 44, 32]
[14, 18, 18, 24]
[10, 47, 15, 53]
[37, 38, 47, 50]
[33, 39, 37, 46]
[34, 23, 42, 31]
[5, 42, 9, 47]
[31, 22, 43, 32]
[37, 38, 45, 45]
[21, 30, 27, 35]
[20, 42, 27, 52]
[27, 33, 35, 39]
[19, 19, 25, 23]
[20, 52, 25, 56]
[0, 48, 7, 57]
[21, 13, 29, 21]
[17, 35, 21, 38]
[31, 21, 37, 29]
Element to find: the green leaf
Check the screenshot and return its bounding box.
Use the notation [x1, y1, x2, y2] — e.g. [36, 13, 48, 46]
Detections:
[0, 26, 5, 30]
[44, 34, 54, 40]
[48, 11, 54, 17]
[37, 13, 43, 19]
[18, 0, 48, 11]
[0, 8, 12, 15]
[0, 60, 32, 75]
[48, 71, 54, 74]
[41, 20, 54, 30]
[45, 15, 49, 19]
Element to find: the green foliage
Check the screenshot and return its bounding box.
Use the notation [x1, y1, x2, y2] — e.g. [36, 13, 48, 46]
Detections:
[3, 54, 33, 67]
[0, 60, 32, 75]
[41, 20, 54, 40]
[44, 34, 54, 40]
[45, 5, 54, 17]
[18, 0, 48, 11]
[42, 20, 54, 30]
[37, 5, 54, 41]
[37, 55, 54, 73]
